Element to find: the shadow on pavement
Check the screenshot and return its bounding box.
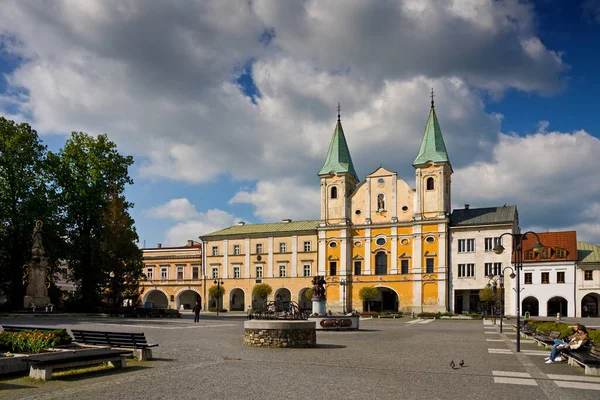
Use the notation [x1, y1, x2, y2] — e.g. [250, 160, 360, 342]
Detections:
[53, 365, 151, 381]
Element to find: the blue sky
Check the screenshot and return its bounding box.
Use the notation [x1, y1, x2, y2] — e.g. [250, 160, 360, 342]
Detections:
[1, 0, 600, 247]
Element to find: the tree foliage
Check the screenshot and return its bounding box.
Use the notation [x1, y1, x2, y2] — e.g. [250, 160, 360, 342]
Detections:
[303, 288, 313, 300]
[358, 286, 379, 312]
[252, 283, 272, 300]
[478, 286, 498, 304]
[208, 284, 226, 299]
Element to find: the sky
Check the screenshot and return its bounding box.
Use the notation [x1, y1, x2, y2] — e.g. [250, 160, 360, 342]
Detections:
[1, 0, 600, 247]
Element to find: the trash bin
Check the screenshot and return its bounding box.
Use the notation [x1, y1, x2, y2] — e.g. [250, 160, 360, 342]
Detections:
[525, 311, 530, 320]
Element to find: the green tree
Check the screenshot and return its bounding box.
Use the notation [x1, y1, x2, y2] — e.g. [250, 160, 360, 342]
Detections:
[479, 287, 499, 314]
[0, 117, 64, 307]
[208, 284, 226, 300]
[359, 286, 379, 312]
[47, 132, 135, 309]
[252, 283, 272, 304]
[303, 288, 313, 300]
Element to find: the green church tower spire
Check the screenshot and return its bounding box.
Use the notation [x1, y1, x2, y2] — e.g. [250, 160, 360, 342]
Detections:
[318, 104, 359, 181]
[413, 89, 451, 168]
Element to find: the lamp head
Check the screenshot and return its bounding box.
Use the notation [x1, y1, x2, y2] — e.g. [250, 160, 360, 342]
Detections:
[509, 272, 516, 279]
[532, 241, 544, 254]
[492, 243, 505, 254]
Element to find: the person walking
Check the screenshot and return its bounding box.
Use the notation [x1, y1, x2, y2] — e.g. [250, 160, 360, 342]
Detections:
[193, 300, 201, 323]
[247, 305, 253, 320]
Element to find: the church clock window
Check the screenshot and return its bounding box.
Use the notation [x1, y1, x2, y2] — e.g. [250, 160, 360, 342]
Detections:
[330, 186, 338, 199]
[426, 177, 435, 190]
[375, 251, 387, 275]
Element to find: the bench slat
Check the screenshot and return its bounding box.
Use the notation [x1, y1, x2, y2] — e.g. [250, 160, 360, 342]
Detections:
[70, 329, 157, 349]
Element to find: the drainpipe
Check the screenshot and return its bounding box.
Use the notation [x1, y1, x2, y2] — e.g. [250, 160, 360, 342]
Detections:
[573, 260, 577, 318]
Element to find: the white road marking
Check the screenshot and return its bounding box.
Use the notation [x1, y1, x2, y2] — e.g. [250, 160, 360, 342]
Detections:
[547, 374, 600, 383]
[554, 381, 600, 391]
[493, 371, 532, 378]
[417, 319, 434, 324]
[96, 323, 236, 330]
[521, 350, 549, 356]
[406, 319, 421, 324]
[485, 331, 499, 334]
[486, 339, 517, 342]
[493, 377, 538, 386]
[488, 349, 512, 354]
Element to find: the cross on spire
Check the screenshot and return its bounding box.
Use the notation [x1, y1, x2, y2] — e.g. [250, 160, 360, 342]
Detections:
[337, 102, 341, 122]
[430, 88, 435, 108]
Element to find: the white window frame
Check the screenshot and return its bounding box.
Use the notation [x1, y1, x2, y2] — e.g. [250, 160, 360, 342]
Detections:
[146, 267, 153, 280]
[458, 239, 466, 253]
[458, 263, 475, 278]
[303, 241, 311, 252]
[303, 264, 311, 277]
[177, 265, 184, 280]
[256, 243, 263, 254]
[484, 238, 493, 252]
[212, 246, 219, 256]
[211, 267, 219, 280]
[160, 266, 168, 280]
[233, 266, 240, 279]
[233, 245, 240, 255]
[466, 239, 475, 252]
[279, 264, 286, 278]
[192, 266, 199, 280]
[256, 265, 263, 278]
[279, 242, 287, 253]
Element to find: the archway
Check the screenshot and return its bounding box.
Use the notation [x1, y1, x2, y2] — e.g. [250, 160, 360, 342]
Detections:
[582, 293, 599, 317]
[298, 288, 312, 311]
[274, 288, 291, 302]
[229, 288, 245, 311]
[547, 296, 568, 317]
[177, 289, 201, 310]
[145, 290, 168, 308]
[522, 296, 539, 316]
[363, 287, 398, 312]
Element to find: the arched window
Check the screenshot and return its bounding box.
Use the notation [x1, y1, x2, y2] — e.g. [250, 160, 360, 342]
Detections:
[375, 251, 387, 275]
[426, 177, 435, 190]
[377, 193, 385, 211]
[331, 186, 338, 199]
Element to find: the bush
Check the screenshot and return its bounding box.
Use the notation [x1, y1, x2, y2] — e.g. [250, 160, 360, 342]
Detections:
[417, 312, 438, 318]
[469, 312, 483, 319]
[360, 311, 379, 317]
[208, 308, 228, 313]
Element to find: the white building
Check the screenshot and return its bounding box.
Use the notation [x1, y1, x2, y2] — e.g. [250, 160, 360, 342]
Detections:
[449, 205, 518, 315]
[519, 231, 578, 318]
[577, 241, 600, 318]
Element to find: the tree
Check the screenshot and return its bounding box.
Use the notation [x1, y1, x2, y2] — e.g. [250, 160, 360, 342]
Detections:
[47, 132, 135, 309]
[0, 117, 65, 307]
[479, 286, 499, 314]
[208, 284, 226, 300]
[252, 283, 272, 304]
[359, 286, 379, 312]
[303, 288, 313, 300]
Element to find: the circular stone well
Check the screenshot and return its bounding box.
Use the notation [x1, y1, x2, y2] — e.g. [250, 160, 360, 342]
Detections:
[243, 320, 316, 348]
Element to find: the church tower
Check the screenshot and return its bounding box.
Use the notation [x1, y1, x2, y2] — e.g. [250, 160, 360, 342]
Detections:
[318, 105, 359, 226]
[413, 91, 452, 220]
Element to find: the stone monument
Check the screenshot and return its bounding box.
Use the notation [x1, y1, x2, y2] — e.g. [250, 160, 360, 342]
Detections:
[311, 275, 326, 315]
[23, 220, 51, 308]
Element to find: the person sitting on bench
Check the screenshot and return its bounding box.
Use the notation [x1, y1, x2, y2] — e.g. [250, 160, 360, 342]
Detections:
[545, 324, 588, 363]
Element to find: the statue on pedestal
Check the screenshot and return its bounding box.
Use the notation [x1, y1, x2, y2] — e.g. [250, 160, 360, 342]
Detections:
[24, 220, 51, 309]
[311, 275, 326, 315]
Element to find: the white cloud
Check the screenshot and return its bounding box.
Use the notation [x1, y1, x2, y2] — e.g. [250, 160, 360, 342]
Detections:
[163, 208, 239, 246]
[145, 198, 199, 221]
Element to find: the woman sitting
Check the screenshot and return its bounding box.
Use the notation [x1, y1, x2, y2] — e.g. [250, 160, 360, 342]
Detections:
[545, 324, 588, 363]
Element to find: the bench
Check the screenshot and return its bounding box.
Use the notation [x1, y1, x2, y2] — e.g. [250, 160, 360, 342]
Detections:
[1, 325, 62, 333]
[26, 349, 132, 381]
[520, 324, 537, 335]
[71, 329, 157, 361]
[564, 344, 600, 376]
[533, 331, 561, 347]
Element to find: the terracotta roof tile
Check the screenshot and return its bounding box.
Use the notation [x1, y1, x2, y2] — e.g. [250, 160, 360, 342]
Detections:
[520, 231, 577, 262]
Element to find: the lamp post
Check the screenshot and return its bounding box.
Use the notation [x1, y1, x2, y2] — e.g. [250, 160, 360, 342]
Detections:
[487, 268, 514, 333]
[493, 232, 543, 352]
[213, 278, 224, 317]
[340, 278, 347, 314]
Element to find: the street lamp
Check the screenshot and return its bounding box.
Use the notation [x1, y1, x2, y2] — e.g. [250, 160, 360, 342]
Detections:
[213, 278, 224, 317]
[493, 232, 543, 352]
[340, 278, 347, 314]
[487, 267, 514, 333]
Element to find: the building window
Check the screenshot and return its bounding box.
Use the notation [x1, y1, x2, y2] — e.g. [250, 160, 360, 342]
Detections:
[524, 273, 532, 284]
[425, 236, 435, 244]
[426, 258, 435, 274]
[401, 259, 409, 275]
[485, 263, 493, 277]
[161, 267, 168, 280]
[458, 239, 475, 253]
[211, 267, 219, 280]
[177, 266, 184, 280]
[146, 267, 153, 280]
[256, 265, 263, 278]
[329, 241, 338, 248]
[279, 242, 286, 253]
[485, 238, 493, 252]
[555, 248, 567, 258]
[354, 261, 361, 275]
[232, 266, 239, 279]
[303, 241, 312, 252]
[541, 272, 550, 284]
[375, 252, 387, 275]
[329, 261, 337, 276]
[426, 177, 434, 190]
[541, 247, 551, 259]
[524, 250, 534, 260]
[212, 246, 218, 256]
[377, 193, 385, 211]
[557, 271, 565, 284]
[584, 270, 593, 281]
[256, 243, 263, 254]
[192, 266, 199, 280]
[376, 237, 386, 246]
[330, 186, 338, 199]
[279, 265, 286, 277]
[303, 264, 311, 277]
[458, 263, 474, 278]
[233, 245, 240, 255]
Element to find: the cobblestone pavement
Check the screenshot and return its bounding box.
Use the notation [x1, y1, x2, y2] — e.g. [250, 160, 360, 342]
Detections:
[1, 314, 600, 400]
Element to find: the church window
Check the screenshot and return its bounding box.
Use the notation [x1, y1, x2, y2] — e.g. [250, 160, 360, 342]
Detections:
[376, 237, 386, 246]
[329, 261, 337, 276]
[377, 178, 384, 184]
[329, 241, 338, 248]
[426, 177, 435, 190]
[331, 186, 338, 199]
[426, 258, 434, 273]
[401, 259, 409, 274]
[375, 252, 387, 275]
[377, 193, 385, 211]
[425, 236, 435, 244]
[354, 261, 362, 275]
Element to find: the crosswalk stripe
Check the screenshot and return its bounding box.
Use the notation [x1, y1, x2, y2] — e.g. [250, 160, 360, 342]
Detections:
[521, 350, 549, 356]
[547, 374, 600, 383]
[488, 349, 511, 354]
[494, 377, 537, 386]
[554, 381, 600, 391]
[493, 371, 531, 378]
[486, 339, 517, 342]
[485, 331, 499, 334]
[406, 319, 421, 324]
[417, 319, 434, 324]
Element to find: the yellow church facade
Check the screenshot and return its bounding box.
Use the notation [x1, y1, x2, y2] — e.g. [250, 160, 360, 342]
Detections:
[191, 100, 453, 313]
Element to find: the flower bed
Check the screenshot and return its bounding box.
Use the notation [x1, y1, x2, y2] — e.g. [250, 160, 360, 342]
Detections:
[0, 329, 71, 354]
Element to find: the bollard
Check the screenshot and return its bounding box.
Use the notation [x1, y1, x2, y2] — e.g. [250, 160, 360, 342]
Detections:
[556, 312, 561, 321]
[411, 311, 415, 319]
[524, 311, 530, 320]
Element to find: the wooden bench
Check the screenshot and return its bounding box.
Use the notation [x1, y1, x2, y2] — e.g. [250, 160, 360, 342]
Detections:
[564, 344, 600, 376]
[1, 325, 61, 333]
[533, 331, 561, 347]
[26, 349, 132, 381]
[71, 329, 157, 361]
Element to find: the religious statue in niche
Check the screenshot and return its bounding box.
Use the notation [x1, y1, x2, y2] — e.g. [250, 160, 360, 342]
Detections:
[377, 194, 385, 211]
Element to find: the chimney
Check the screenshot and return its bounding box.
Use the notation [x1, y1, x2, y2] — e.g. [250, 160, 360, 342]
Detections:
[187, 240, 193, 247]
[157, 243, 162, 248]
[238, 221, 245, 226]
[282, 219, 292, 223]
[464, 204, 470, 210]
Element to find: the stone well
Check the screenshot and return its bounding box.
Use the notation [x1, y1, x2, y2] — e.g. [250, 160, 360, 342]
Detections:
[243, 320, 316, 348]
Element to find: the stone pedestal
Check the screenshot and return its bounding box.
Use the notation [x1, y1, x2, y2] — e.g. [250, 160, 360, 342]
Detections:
[23, 257, 50, 309]
[312, 299, 325, 315]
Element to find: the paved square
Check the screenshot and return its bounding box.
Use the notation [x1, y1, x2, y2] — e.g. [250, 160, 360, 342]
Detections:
[1, 315, 599, 400]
